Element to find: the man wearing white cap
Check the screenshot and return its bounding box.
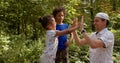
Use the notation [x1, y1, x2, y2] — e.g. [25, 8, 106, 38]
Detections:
[73, 12, 114, 63]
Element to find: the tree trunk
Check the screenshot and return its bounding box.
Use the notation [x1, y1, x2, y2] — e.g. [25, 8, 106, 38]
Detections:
[90, 0, 95, 31]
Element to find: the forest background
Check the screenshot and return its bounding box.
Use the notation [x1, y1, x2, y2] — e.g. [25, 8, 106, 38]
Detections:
[0, 0, 120, 63]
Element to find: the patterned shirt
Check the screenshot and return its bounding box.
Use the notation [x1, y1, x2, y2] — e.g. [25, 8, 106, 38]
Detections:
[43, 30, 58, 59]
[90, 28, 114, 63]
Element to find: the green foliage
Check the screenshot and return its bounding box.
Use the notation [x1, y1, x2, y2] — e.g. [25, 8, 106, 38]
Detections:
[0, 33, 44, 63]
[0, 0, 120, 63]
[112, 30, 120, 63]
[69, 42, 89, 63]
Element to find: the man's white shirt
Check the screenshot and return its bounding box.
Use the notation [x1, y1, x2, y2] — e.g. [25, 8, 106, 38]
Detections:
[90, 28, 114, 63]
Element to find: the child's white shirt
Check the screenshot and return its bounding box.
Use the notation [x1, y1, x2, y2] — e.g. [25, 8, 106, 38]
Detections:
[42, 30, 58, 59]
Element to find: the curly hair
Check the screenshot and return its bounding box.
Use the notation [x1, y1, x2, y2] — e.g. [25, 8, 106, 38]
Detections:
[52, 6, 66, 18]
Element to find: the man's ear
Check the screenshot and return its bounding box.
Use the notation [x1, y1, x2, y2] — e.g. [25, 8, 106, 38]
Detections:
[104, 20, 108, 25]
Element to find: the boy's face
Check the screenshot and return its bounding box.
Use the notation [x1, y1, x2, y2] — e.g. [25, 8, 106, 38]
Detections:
[55, 11, 65, 22]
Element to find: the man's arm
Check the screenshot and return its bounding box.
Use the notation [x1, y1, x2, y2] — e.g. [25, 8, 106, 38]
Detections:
[81, 31, 105, 48]
[73, 30, 88, 46]
[76, 16, 104, 48]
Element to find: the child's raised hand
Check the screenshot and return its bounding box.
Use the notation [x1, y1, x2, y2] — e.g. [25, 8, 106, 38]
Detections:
[71, 18, 78, 27]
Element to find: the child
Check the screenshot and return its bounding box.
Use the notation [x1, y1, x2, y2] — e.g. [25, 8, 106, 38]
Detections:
[52, 6, 73, 63]
[39, 15, 78, 63]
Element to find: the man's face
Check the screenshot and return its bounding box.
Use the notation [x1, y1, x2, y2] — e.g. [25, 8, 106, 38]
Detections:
[55, 11, 64, 22]
[94, 17, 106, 30]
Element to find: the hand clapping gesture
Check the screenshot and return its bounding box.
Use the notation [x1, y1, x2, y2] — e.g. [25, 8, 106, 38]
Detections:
[71, 18, 78, 28]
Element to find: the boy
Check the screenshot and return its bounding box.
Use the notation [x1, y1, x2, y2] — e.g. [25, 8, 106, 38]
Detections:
[53, 7, 73, 63]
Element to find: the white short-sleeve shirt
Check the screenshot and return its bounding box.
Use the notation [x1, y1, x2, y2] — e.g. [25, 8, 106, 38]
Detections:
[90, 28, 114, 63]
[42, 30, 58, 59]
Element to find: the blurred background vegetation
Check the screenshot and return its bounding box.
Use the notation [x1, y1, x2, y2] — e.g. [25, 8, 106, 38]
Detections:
[0, 0, 120, 63]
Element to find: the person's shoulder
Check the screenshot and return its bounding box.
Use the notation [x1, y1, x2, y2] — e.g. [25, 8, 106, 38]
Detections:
[46, 30, 56, 34]
[62, 23, 69, 27]
[46, 30, 56, 36]
[106, 30, 114, 36]
[90, 32, 96, 36]
[102, 30, 114, 39]
[62, 23, 67, 25]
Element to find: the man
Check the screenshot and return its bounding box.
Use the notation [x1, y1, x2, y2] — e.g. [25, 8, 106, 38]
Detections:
[73, 12, 114, 63]
[53, 7, 73, 63]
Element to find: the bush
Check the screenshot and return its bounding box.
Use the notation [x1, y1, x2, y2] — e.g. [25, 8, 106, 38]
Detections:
[112, 29, 120, 63]
[0, 33, 44, 63]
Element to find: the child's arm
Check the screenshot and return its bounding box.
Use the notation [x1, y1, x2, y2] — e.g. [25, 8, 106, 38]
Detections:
[55, 18, 78, 37]
[65, 33, 73, 46]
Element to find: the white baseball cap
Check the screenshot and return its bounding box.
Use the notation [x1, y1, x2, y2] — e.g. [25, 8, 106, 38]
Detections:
[95, 12, 109, 21]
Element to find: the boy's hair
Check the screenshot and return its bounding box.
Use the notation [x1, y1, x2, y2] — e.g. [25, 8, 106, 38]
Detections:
[39, 15, 53, 29]
[52, 6, 66, 18]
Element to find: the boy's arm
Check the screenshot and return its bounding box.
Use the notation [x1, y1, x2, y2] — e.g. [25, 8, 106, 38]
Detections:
[65, 33, 73, 46]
